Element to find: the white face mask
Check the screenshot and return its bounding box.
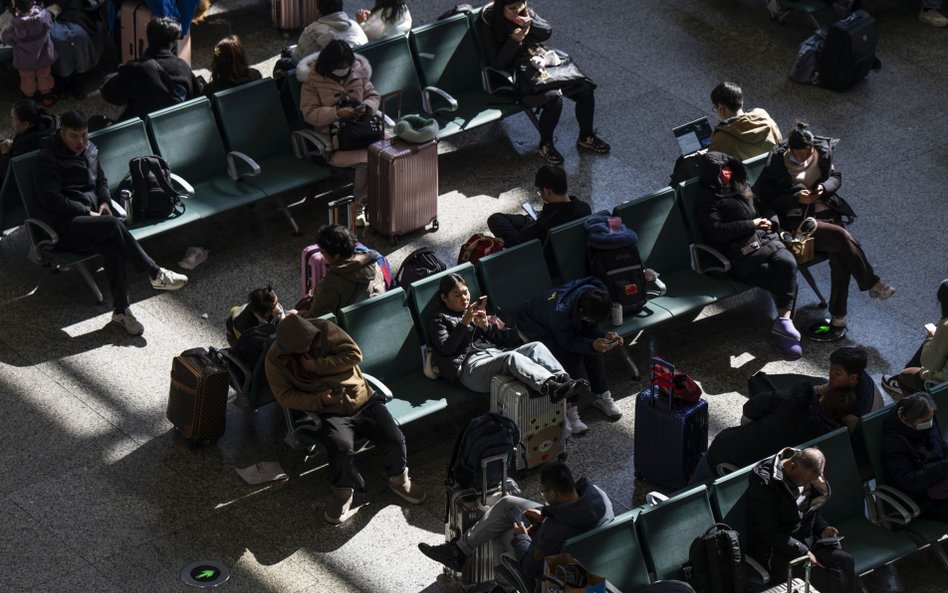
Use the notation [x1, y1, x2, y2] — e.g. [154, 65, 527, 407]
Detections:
[916, 419, 934, 431]
[331, 67, 351, 78]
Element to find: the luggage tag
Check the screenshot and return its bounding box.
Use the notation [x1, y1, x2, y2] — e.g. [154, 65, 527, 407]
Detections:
[648, 356, 675, 412]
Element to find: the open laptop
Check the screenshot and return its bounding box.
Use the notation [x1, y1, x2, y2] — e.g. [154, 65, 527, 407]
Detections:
[673, 117, 714, 156]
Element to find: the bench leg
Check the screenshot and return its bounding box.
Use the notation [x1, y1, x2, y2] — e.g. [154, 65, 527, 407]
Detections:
[74, 261, 104, 305]
[273, 195, 301, 236]
[799, 266, 828, 308]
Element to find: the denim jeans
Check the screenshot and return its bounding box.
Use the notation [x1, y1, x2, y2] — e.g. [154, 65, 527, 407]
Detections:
[456, 495, 543, 557]
[460, 342, 565, 393]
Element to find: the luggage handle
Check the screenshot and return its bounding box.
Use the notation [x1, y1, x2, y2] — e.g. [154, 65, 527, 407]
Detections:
[480, 453, 508, 506]
[649, 356, 675, 413]
[786, 555, 812, 593]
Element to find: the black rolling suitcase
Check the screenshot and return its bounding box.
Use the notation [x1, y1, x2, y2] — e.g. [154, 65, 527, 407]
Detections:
[167, 347, 229, 444]
[819, 9, 880, 91]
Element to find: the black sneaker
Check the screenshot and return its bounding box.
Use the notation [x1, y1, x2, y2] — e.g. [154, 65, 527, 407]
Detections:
[418, 542, 466, 572]
[551, 378, 591, 403]
[538, 142, 564, 165]
[577, 134, 611, 154]
[881, 375, 904, 397]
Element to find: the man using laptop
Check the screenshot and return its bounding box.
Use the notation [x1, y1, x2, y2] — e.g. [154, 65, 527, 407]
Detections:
[708, 81, 782, 160]
[487, 165, 591, 248]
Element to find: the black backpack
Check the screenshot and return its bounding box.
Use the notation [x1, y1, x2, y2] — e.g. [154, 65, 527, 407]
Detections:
[818, 9, 881, 92]
[584, 217, 647, 315]
[118, 156, 185, 221]
[395, 247, 447, 288]
[447, 413, 519, 490]
[683, 523, 746, 593]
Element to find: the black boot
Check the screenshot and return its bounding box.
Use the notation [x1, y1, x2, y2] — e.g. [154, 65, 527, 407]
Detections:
[418, 541, 466, 572]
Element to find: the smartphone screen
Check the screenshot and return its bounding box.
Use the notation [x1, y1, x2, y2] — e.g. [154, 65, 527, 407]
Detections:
[476, 296, 488, 309]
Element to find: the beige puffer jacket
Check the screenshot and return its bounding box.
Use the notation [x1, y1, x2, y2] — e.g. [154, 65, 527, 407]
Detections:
[298, 53, 381, 132]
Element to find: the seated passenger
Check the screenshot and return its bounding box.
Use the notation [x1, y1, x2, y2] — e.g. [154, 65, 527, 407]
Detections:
[707, 81, 782, 161]
[748, 448, 856, 593]
[100, 17, 203, 122]
[884, 279, 948, 396]
[298, 40, 379, 221]
[33, 111, 188, 335]
[226, 285, 285, 365]
[299, 224, 384, 318]
[418, 461, 613, 580]
[882, 393, 948, 521]
[265, 314, 425, 523]
[695, 151, 801, 358]
[203, 35, 262, 97]
[0, 99, 57, 179]
[516, 278, 624, 435]
[478, 0, 609, 165]
[429, 274, 589, 403]
[356, 0, 412, 41]
[293, 0, 368, 61]
[487, 165, 591, 248]
[691, 379, 857, 484]
[754, 122, 894, 334]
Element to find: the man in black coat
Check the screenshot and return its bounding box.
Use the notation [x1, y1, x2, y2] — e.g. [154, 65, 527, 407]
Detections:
[748, 447, 855, 593]
[100, 17, 202, 121]
[33, 111, 188, 335]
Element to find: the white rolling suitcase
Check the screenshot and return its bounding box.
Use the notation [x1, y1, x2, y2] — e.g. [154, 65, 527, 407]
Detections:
[490, 375, 567, 472]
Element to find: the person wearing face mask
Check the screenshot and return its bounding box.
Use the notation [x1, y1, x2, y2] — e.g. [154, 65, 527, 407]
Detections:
[882, 393, 948, 521]
[748, 447, 855, 593]
[754, 121, 894, 335]
[298, 40, 380, 225]
[0, 99, 57, 180]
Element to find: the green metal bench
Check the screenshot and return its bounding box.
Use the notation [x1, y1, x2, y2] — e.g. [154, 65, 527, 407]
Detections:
[476, 239, 553, 319]
[564, 508, 651, 592]
[636, 485, 717, 581]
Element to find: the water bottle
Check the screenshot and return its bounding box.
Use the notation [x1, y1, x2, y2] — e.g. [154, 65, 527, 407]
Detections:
[120, 189, 133, 225]
[611, 303, 623, 326]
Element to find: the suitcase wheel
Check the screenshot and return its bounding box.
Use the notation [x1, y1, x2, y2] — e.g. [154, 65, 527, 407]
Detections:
[430, 218, 439, 232]
[556, 450, 568, 462]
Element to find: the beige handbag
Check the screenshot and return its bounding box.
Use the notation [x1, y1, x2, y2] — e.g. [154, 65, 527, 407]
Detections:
[783, 210, 817, 264]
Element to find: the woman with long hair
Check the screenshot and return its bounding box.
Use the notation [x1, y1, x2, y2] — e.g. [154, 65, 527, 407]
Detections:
[356, 0, 412, 41]
[203, 35, 262, 96]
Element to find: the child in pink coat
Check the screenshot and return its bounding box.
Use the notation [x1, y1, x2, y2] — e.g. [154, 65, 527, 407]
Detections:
[1, 0, 57, 105]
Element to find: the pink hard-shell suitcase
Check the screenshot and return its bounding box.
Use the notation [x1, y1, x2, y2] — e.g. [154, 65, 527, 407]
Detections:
[300, 244, 328, 298]
[367, 138, 439, 242]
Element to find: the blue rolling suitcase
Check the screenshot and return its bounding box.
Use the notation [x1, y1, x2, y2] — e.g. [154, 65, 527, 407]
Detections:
[633, 358, 708, 490]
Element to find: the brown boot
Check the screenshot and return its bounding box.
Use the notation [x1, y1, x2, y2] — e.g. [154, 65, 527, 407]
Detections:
[388, 468, 426, 504]
[324, 487, 355, 524]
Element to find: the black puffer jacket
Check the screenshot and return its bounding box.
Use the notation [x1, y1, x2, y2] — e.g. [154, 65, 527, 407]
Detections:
[748, 447, 831, 570]
[882, 401, 948, 512]
[33, 134, 110, 234]
[100, 48, 202, 122]
[0, 111, 57, 178]
[478, 4, 553, 74]
[753, 136, 851, 230]
[428, 307, 521, 380]
[695, 151, 785, 280]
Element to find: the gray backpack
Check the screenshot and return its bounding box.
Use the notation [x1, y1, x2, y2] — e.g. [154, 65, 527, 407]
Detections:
[789, 29, 827, 85]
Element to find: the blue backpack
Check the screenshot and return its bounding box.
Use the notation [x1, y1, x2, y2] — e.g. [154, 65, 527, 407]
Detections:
[448, 413, 519, 490]
[354, 243, 395, 290]
[584, 216, 647, 315]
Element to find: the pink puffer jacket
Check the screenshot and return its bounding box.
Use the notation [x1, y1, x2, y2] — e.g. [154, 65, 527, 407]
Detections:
[299, 54, 381, 132]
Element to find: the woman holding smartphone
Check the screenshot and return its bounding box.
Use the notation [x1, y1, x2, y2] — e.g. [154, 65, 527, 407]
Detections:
[479, 0, 609, 165]
[299, 40, 380, 224]
[884, 279, 948, 395]
[427, 274, 590, 404]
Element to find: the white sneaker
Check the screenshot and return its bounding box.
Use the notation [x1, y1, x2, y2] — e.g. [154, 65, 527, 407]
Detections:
[356, 209, 367, 228]
[869, 280, 895, 300]
[111, 308, 144, 335]
[919, 8, 948, 27]
[591, 391, 622, 419]
[150, 267, 188, 291]
[565, 405, 588, 436]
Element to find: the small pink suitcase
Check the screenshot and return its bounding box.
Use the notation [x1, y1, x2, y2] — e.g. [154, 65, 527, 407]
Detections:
[367, 138, 439, 241]
[300, 244, 328, 298]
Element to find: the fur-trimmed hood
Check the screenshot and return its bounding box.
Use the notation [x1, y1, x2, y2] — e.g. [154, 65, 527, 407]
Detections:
[296, 52, 372, 83]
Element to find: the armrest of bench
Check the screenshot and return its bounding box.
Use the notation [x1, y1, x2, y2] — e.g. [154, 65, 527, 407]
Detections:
[292, 129, 332, 160]
[872, 484, 920, 526]
[24, 217, 59, 264]
[481, 66, 515, 95]
[422, 86, 459, 115]
[690, 243, 732, 274]
[227, 151, 262, 181]
[363, 372, 393, 403]
[216, 348, 252, 408]
[169, 173, 195, 196]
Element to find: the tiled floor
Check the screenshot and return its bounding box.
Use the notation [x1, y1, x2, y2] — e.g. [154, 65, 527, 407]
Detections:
[1, 0, 947, 591]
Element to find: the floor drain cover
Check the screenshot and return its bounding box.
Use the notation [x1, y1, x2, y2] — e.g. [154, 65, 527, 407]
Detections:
[181, 560, 230, 588]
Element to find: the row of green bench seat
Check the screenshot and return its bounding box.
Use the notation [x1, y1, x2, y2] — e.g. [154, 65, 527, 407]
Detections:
[280, 10, 529, 139]
[10, 77, 333, 302]
[564, 381, 948, 592]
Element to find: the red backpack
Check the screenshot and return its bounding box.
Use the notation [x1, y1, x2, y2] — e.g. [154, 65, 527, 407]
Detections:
[457, 234, 504, 265]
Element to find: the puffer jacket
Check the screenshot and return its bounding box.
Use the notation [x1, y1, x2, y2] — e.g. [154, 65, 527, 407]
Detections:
[428, 307, 521, 380]
[302, 252, 384, 318]
[298, 53, 380, 132]
[748, 447, 831, 570]
[882, 400, 948, 511]
[695, 151, 786, 280]
[516, 277, 608, 355]
[264, 316, 370, 415]
[708, 108, 782, 161]
[478, 4, 552, 74]
[0, 110, 57, 179]
[1, 5, 56, 71]
[33, 134, 110, 234]
[294, 11, 368, 61]
[100, 48, 202, 122]
[754, 136, 849, 231]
